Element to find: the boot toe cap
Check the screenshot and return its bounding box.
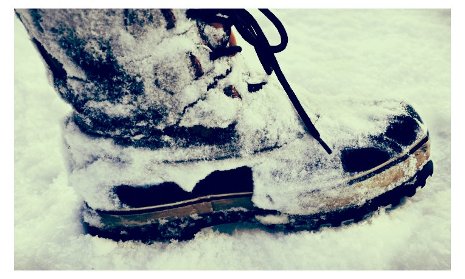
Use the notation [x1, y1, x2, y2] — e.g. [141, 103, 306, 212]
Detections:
[341, 103, 425, 173]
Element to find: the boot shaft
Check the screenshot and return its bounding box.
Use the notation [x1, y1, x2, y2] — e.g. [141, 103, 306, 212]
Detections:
[16, 9, 248, 149]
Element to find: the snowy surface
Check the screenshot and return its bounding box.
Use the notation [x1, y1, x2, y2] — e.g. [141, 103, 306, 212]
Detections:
[14, 9, 450, 269]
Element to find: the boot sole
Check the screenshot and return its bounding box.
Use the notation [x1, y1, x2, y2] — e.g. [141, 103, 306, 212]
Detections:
[82, 136, 432, 242]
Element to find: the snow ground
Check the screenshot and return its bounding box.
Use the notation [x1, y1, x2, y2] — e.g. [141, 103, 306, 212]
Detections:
[14, 9, 450, 269]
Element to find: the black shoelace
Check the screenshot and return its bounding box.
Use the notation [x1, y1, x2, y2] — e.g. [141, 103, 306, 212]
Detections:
[186, 9, 332, 154]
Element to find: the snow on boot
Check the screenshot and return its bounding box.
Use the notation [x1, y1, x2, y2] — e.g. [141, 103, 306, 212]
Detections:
[16, 9, 433, 242]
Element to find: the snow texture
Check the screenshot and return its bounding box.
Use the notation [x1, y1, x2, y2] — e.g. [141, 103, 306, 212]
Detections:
[14, 9, 450, 269]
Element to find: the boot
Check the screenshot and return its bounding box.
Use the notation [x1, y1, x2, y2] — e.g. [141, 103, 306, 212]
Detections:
[16, 9, 433, 242]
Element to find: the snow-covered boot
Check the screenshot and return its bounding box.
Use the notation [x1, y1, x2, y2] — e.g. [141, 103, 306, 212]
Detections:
[16, 9, 433, 242]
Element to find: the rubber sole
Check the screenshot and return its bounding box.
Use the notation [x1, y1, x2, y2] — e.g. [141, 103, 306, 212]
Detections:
[82, 158, 433, 243]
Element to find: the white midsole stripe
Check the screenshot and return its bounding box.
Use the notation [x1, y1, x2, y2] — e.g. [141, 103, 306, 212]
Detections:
[108, 191, 254, 213]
